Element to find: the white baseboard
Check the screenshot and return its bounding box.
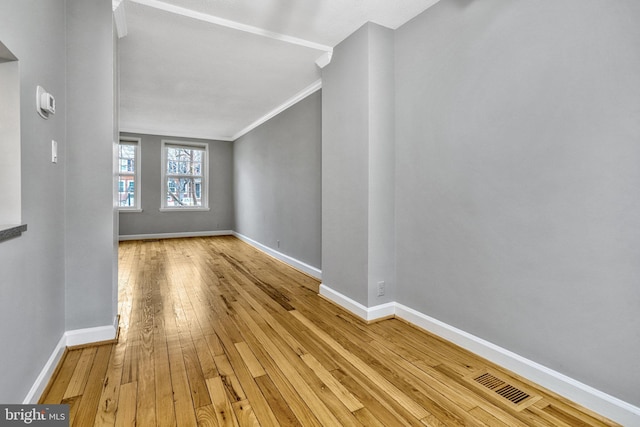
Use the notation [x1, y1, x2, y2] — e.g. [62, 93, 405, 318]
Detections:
[318, 284, 640, 426]
[23, 323, 117, 404]
[119, 230, 233, 241]
[23, 335, 67, 404]
[233, 232, 322, 280]
[64, 325, 118, 347]
[319, 284, 395, 321]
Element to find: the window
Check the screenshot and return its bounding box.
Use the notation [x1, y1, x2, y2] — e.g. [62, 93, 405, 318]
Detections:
[161, 141, 208, 210]
[118, 138, 141, 210]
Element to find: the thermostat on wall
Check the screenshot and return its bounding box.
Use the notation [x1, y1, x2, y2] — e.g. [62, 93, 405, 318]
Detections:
[36, 85, 55, 119]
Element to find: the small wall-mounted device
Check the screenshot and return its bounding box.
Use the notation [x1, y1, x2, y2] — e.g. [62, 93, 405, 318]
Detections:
[36, 85, 55, 119]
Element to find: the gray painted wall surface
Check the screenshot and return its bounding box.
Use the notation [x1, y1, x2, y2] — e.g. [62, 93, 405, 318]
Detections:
[119, 133, 234, 236]
[322, 25, 371, 304]
[322, 23, 396, 305]
[0, 0, 67, 402]
[395, 0, 640, 405]
[65, 0, 117, 331]
[234, 91, 322, 269]
[366, 24, 396, 305]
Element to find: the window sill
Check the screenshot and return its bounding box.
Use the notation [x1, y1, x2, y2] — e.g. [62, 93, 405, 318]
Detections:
[119, 208, 143, 213]
[0, 224, 27, 243]
[159, 207, 210, 212]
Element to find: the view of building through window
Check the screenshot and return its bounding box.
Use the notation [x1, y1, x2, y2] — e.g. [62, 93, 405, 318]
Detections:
[118, 140, 139, 208]
[163, 143, 207, 208]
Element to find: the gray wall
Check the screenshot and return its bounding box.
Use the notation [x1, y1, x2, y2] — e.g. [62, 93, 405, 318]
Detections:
[234, 91, 322, 269]
[322, 26, 370, 303]
[119, 133, 234, 236]
[65, 0, 117, 331]
[395, 0, 640, 405]
[322, 23, 396, 305]
[0, 0, 117, 402]
[366, 24, 396, 305]
[0, 0, 66, 402]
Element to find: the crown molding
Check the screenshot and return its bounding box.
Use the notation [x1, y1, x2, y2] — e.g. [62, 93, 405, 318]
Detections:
[119, 126, 235, 142]
[315, 51, 333, 68]
[129, 0, 332, 52]
[232, 79, 322, 141]
[113, 0, 128, 38]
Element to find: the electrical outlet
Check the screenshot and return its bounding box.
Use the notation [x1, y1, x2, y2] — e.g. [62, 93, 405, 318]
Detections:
[377, 281, 385, 296]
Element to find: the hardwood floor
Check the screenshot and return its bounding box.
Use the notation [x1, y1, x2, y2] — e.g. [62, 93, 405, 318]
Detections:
[40, 236, 619, 426]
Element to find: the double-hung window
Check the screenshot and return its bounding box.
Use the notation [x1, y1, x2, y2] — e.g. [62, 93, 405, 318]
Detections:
[161, 140, 208, 210]
[118, 138, 141, 210]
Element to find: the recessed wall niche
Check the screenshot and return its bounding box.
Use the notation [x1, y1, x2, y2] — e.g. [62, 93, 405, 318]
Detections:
[0, 40, 21, 226]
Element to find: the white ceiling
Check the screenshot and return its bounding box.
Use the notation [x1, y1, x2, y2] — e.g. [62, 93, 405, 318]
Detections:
[117, 0, 441, 141]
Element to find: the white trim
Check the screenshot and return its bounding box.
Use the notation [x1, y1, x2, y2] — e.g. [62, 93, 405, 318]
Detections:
[315, 284, 640, 426]
[119, 230, 233, 241]
[113, 1, 128, 38]
[24, 324, 118, 403]
[233, 232, 321, 280]
[129, 0, 332, 52]
[232, 80, 323, 141]
[159, 207, 210, 212]
[64, 325, 118, 347]
[22, 335, 66, 404]
[315, 51, 333, 69]
[319, 284, 395, 322]
[119, 127, 235, 142]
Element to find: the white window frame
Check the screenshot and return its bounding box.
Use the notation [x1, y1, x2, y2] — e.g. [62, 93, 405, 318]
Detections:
[118, 137, 142, 212]
[160, 140, 209, 212]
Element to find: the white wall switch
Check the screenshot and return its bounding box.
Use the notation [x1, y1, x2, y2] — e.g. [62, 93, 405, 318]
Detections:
[51, 140, 58, 163]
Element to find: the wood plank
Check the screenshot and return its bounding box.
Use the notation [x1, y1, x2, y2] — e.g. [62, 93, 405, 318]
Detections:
[254, 374, 300, 427]
[63, 396, 82, 427]
[195, 404, 220, 427]
[94, 334, 127, 425]
[166, 338, 198, 426]
[40, 350, 81, 404]
[234, 342, 266, 378]
[230, 400, 260, 427]
[194, 336, 219, 379]
[300, 353, 363, 412]
[72, 345, 112, 427]
[114, 381, 137, 427]
[213, 354, 246, 402]
[64, 347, 98, 399]
[469, 406, 512, 427]
[206, 376, 240, 427]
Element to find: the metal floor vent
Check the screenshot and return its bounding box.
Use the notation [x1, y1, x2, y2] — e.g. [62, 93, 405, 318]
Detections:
[466, 370, 540, 411]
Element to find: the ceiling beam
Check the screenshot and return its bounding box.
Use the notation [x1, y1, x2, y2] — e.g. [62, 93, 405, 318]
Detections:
[128, 0, 333, 52]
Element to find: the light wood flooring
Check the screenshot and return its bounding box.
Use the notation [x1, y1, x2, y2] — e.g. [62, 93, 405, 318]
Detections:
[40, 236, 619, 426]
